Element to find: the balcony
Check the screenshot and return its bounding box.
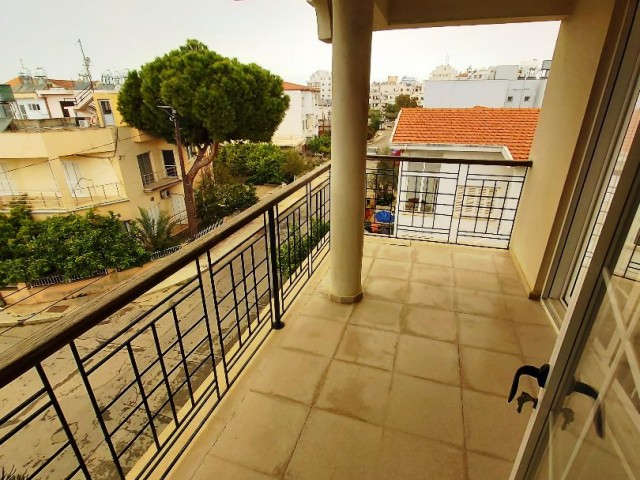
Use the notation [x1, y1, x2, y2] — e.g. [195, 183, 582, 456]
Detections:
[0, 160, 556, 479]
[141, 170, 181, 192]
[0, 183, 127, 214]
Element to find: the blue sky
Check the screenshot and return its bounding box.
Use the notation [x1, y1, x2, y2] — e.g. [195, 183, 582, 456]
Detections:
[0, 0, 560, 85]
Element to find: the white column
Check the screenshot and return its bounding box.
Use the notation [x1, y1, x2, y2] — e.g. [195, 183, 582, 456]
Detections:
[329, 0, 374, 304]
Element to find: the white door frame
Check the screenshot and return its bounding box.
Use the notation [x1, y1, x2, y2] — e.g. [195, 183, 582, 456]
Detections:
[512, 2, 640, 476]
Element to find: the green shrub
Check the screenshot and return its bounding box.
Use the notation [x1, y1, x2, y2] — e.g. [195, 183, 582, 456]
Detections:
[280, 149, 312, 182]
[219, 141, 285, 184]
[306, 133, 331, 156]
[0, 209, 148, 286]
[195, 171, 259, 228]
[278, 219, 330, 278]
[134, 208, 179, 251]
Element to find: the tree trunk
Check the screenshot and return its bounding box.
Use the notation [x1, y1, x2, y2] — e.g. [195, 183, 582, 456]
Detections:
[182, 177, 199, 238]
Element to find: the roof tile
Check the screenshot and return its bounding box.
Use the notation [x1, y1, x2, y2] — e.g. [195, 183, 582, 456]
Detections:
[392, 107, 540, 160]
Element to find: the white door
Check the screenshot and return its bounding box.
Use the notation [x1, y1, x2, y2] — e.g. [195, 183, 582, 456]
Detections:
[171, 195, 187, 223]
[63, 161, 89, 197]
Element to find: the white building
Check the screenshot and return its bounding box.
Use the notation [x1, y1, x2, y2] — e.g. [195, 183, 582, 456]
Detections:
[423, 61, 551, 109]
[370, 75, 423, 110]
[272, 81, 320, 148]
[307, 70, 332, 106]
[429, 64, 458, 81]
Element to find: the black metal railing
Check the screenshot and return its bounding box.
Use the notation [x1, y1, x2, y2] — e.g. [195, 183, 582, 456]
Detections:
[365, 155, 532, 249]
[0, 163, 330, 480]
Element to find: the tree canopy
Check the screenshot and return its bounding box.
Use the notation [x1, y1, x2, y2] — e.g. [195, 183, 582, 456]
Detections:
[118, 39, 290, 237]
[118, 39, 289, 148]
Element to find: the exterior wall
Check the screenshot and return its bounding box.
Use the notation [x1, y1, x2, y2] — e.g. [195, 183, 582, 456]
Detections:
[308, 70, 332, 104]
[39, 90, 73, 118]
[272, 89, 319, 146]
[0, 125, 185, 222]
[93, 91, 125, 127]
[423, 78, 547, 108]
[14, 98, 49, 120]
[510, 0, 616, 294]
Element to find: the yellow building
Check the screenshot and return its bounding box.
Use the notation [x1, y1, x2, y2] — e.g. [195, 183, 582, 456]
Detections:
[0, 89, 187, 225]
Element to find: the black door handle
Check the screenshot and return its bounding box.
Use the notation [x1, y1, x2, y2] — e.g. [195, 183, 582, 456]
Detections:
[508, 363, 550, 403]
[572, 380, 605, 438]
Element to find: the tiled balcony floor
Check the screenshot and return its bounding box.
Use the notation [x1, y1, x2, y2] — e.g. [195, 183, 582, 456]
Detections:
[168, 238, 558, 480]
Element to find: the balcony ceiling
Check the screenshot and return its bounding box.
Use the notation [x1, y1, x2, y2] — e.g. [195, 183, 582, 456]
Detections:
[309, 0, 575, 42]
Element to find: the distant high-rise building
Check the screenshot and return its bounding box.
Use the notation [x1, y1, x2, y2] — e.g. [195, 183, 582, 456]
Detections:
[307, 70, 332, 106]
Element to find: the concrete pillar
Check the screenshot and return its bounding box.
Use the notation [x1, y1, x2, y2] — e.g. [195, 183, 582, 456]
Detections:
[329, 0, 374, 304]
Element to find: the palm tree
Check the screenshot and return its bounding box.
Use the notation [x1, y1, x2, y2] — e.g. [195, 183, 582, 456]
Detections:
[134, 208, 179, 252]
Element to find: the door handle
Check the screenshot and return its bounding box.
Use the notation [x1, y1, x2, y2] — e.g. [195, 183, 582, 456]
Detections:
[572, 380, 605, 438]
[508, 363, 550, 404]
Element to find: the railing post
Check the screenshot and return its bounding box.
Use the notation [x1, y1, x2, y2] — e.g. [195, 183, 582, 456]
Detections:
[267, 207, 284, 329]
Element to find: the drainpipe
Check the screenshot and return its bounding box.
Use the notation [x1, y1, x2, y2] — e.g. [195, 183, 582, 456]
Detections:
[329, 0, 374, 304]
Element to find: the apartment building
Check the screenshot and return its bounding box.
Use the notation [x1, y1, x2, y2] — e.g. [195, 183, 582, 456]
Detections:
[423, 61, 551, 109]
[307, 69, 332, 106]
[0, 75, 187, 224]
[272, 81, 321, 148]
[369, 75, 423, 110]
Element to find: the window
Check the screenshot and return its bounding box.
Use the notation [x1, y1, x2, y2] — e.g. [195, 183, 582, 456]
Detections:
[524, 96, 531, 102]
[28, 104, 41, 111]
[137, 152, 154, 186]
[162, 150, 178, 177]
[507, 96, 514, 102]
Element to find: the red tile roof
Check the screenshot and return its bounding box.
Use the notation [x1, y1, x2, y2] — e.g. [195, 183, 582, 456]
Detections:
[3, 77, 82, 90]
[283, 81, 318, 92]
[392, 107, 541, 160]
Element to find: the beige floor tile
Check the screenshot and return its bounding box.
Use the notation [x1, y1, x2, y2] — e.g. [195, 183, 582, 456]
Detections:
[363, 275, 409, 303]
[414, 247, 454, 267]
[515, 323, 557, 361]
[316, 360, 392, 425]
[402, 306, 457, 342]
[462, 390, 530, 461]
[492, 255, 519, 276]
[369, 258, 412, 280]
[466, 452, 513, 480]
[168, 417, 226, 480]
[458, 313, 521, 355]
[350, 298, 403, 332]
[410, 264, 455, 287]
[407, 283, 455, 310]
[250, 347, 329, 404]
[278, 315, 345, 357]
[498, 273, 529, 297]
[363, 240, 380, 256]
[454, 269, 502, 293]
[396, 335, 460, 386]
[459, 346, 523, 396]
[285, 410, 382, 480]
[375, 244, 414, 262]
[300, 294, 354, 322]
[453, 252, 497, 273]
[503, 296, 552, 325]
[376, 429, 465, 480]
[454, 289, 508, 319]
[386, 373, 464, 446]
[192, 456, 278, 480]
[211, 392, 309, 477]
[335, 325, 398, 371]
[361, 256, 374, 279]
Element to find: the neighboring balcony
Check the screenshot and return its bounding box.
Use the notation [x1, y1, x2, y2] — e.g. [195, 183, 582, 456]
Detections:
[0, 182, 127, 214]
[141, 169, 181, 192]
[0, 158, 556, 480]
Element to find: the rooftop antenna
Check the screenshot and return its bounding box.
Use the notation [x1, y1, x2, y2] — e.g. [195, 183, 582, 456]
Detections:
[77, 39, 95, 90]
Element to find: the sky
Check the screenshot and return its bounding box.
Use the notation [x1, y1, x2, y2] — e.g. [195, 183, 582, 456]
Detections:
[0, 0, 560, 85]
